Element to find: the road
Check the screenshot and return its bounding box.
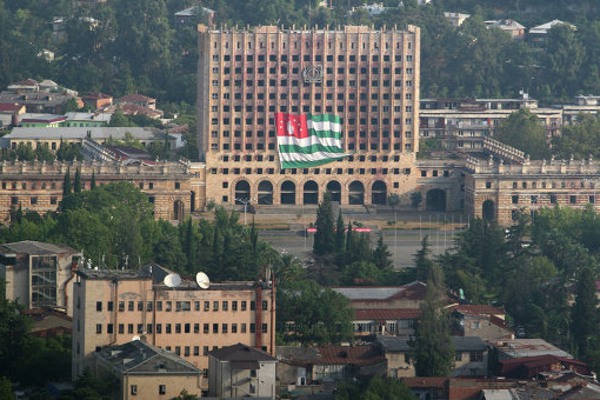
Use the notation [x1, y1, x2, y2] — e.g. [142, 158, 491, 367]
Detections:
[259, 228, 458, 269]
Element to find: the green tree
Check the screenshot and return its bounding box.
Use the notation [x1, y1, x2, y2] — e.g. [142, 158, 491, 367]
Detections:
[571, 267, 598, 357]
[277, 280, 354, 345]
[335, 210, 346, 256]
[74, 168, 82, 193]
[371, 235, 392, 270]
[313, 192, 335, 255]
[543, 24, 585, 99]
[409, 265, 455, 377]
[552, 113, 600, 159]
[495, 108, 551, 160]
[63, 167, 72, 196]
[413, 236, 435, 283]
[0, 376, 14, 400]
[0, 295, 31, 380]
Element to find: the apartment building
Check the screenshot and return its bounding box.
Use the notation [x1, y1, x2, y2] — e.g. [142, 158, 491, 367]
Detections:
[71, 264, 275, 392]
[197, 24, 421, 207]
[0, 240, 81, 315]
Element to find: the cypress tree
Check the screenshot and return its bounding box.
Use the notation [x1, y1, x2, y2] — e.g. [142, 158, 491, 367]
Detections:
[409, 265, 455, 377]
[571, 267, 598, 357]
[90, 171, 96, 190]
[74, 168, 82, 193]
[372, 235, 392, 270]
[335, 210, 345, 255]
[313, 192, 335, 255]
[63, 167, 72, 196]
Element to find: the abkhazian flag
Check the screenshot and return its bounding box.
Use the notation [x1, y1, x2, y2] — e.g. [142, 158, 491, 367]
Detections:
[276, 113, 349, 169]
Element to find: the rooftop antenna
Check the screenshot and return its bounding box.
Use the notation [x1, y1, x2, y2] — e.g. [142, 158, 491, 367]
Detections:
[196, 272, 210, 289]
[163, 273, 181, 289]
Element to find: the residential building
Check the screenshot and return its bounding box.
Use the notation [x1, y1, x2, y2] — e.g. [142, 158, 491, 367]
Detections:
[528, 20, 576, 47]
[0, 240, 81, 315]
[18, 113, 67, 127]
[0, 79, 83, 114]
[377, 336, 489, 378]
[443, 12, 470, 27]
[0, 102, 26, 129]
[498, 355, 591, 379]
[208, 343, 277, 398]
[449, 304, 512, 340]
[81, 92, 113, 110]
[485, 19, 526, 40]
[490, 338, 572, 360]
[94, 339, 202, 400]
[71, 264, 276, 392]
[197, 24, 421, 208]
[419, 97, 562, 152]
[174, 5, 215, 27]
[116, 94, 157, 110]
[2, 127, 176, 151]
[63, 112, 112, 127]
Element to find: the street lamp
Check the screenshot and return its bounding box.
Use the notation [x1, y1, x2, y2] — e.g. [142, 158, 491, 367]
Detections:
[235, 197, 255, 225]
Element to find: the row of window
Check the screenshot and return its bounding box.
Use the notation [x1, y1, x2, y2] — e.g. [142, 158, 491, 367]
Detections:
[95, 322, 268, 335]
[220, 154, 405, 163]
[95, 300, 268, 312]
[214, 115, 412, 127]
[213, 79, 413, 88]
[212, 53, 413, 63]
[215, 91, 413, 101]
[212, 103, 412, 113]
[509, 180, 596, 190]
[2, 181, 164, 191]
[214, 66, 413, 75]
[216, 167, 412, 177]
[210, 142, 413, 151]
[421, 170, 451, 178]
[511, 194, 595, 205]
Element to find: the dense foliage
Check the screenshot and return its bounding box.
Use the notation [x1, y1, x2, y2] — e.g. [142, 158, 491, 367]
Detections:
[438, 208, 600, 371]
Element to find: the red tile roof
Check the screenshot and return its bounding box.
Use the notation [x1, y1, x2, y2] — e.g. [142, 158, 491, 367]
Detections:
[354, 308, 421, 320]
[316, 345, 384, 366]
[402, 377, 448, 388]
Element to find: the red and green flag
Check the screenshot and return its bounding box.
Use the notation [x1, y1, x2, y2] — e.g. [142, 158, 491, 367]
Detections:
[275, 113, 348, 169]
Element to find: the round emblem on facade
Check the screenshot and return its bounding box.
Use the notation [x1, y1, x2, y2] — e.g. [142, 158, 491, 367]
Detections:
[302, 65, 323, 83]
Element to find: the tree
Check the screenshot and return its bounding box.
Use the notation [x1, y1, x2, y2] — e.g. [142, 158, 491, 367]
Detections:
[74, 168, 82, 193]
[277, 280, 354, 345]
[410, 192, 422, 208]
[413, 236, 435, 283]
[387, 193, 401, 215]
[335, 376, 415, 400]
[335, 210, 346, 255]
[409, 265, 455, 377]
[0, 376, 14, 400]
[571, 267, 598, 357]
[63, 167, 72, 196]
[313, 192, 335, 255]
[0, 295, 31, 380]
[372, 235, 392, 270]
[552, 113, 600, 159]
[495, 108, 551, 160]
[90, 171, 96, 190]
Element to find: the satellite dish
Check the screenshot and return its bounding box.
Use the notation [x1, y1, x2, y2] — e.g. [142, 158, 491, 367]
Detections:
[196, 272, 210, 289]
[132, 335, 141, 341]
[163, 273, 181, 288]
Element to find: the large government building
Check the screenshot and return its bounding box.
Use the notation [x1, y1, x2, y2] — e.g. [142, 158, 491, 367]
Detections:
[196, 24, 422, 207]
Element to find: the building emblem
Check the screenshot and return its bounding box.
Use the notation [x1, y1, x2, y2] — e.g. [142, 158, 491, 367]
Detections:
[302, 65, 323, 83]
